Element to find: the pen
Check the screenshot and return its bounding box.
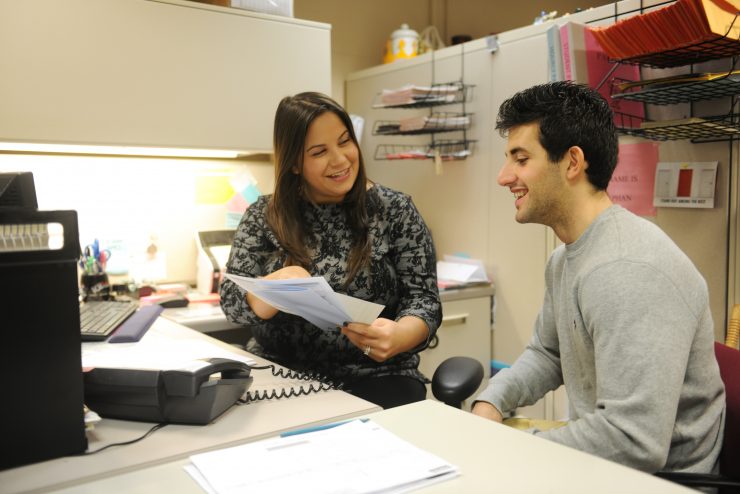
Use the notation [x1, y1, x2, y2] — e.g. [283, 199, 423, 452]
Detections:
[280, 418, 369, 438]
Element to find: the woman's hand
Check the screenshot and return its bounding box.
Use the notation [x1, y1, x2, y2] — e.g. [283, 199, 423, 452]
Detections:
[246, 265, 311, 319]
[263, 265, 311, 281]
[341, 315, 428, 362]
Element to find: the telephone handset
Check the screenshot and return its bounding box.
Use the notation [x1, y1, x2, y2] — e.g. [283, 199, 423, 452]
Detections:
[162, 357, 252, 398]
[83, 358, 253, 425]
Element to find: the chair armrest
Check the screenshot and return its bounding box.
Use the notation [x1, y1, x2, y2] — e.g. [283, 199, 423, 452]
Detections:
[431, 356, 484, 408]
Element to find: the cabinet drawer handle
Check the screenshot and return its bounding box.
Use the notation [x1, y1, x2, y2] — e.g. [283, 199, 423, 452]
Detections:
[441, 314, 468, 326]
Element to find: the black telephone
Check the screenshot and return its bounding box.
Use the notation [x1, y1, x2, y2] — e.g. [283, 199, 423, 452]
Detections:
[84, 358, 253, 425]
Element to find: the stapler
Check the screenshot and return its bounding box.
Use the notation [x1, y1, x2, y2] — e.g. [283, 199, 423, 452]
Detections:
[83, 358, 252, 425]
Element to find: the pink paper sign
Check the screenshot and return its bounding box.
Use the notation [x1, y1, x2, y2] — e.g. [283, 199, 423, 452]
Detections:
[607, 142, 659, 217]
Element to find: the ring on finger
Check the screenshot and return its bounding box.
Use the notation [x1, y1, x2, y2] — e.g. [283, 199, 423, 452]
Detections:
[363, 345, 371, 356]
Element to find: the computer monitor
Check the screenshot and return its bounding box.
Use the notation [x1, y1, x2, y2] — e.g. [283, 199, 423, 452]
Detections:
[0, 171, 38, 209]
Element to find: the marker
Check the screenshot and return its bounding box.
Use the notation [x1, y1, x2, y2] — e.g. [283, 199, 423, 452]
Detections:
[280, 418, 369, 438]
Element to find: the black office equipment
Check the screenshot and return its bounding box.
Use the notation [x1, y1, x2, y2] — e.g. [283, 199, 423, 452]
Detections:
[156, 293, 189, 308]
[0, 171, 38, 209]
[0, 207, 88, 470]
[83, 358, 253, 425]
[80, 299, 139, 341]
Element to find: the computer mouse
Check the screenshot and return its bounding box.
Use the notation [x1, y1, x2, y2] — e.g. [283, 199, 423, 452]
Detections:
[157, 295, 189, 308]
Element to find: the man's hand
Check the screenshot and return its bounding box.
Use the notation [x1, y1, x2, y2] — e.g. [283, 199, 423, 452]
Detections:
[471, 401, 504, 423]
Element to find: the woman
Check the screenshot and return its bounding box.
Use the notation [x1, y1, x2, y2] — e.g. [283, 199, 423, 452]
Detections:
[220, 92, 441, 409]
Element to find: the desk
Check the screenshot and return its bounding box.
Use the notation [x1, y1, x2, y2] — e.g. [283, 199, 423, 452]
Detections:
[161, 303, 248, 345]
[160, 304, 241, 335]
[42, 400, 691, 493]
[0, 319, 380, 494]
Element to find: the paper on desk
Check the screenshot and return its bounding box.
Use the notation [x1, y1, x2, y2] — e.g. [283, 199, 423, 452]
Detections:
[437, 255, 489, 284]
[186, 419, 459, 494]
[81, 319, 255, 369]
[224, 273, 384, 330]
[209, 245, 232, 272]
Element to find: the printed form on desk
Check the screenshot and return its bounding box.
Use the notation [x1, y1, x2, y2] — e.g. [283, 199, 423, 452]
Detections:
[185, 418, 459, 494]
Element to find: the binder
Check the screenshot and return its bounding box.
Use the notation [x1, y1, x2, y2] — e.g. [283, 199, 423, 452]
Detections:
[0, 209, 87, 469]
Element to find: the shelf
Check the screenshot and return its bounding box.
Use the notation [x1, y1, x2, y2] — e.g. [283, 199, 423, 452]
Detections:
[373, 113, 472, 136]
[374, 140, 476, 161]
[611, 73, 740, 105]
[595, 6, 740, 69]
[597, 9, 740, 143]
[610, 33, 740, 69]
[614, 112, 740, 142]
[372, 82, 473, 109]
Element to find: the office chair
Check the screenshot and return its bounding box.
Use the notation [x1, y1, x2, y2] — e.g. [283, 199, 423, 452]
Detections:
[655, 337, 740, 493]
[431, 356, 484, 408]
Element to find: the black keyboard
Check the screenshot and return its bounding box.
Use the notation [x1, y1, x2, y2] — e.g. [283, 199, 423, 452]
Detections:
[80, 300, 138, 341]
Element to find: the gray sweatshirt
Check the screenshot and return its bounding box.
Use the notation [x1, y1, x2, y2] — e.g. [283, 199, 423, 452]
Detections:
[476, 205, 725, 473]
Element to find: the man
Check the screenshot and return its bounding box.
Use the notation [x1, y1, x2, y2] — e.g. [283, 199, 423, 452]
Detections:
[472, 81, 725, 474]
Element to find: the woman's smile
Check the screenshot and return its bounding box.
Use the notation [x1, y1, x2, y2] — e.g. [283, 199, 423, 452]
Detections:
[328, 168, 351, 181]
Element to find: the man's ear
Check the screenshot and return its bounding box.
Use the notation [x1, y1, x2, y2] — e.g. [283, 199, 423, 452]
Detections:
[565, 146, 587, 181]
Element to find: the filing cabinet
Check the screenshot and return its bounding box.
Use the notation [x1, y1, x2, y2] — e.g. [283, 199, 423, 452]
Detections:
[419, 285, 494, 406]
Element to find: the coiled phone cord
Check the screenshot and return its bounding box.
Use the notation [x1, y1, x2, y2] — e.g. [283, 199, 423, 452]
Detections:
[238, 364, 343, 404]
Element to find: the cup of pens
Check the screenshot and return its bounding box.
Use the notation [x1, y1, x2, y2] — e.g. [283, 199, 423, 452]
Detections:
[80, 239, 111, 302]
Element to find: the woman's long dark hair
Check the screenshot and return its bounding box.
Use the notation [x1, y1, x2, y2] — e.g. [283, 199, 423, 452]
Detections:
[267, 92, 371, 286]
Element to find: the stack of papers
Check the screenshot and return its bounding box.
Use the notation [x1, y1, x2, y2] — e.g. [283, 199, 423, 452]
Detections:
[615, 70, 740, 92]
[375, 84, 462, 107]
[380, 145, 472, 161]
[640, 116, 740, 136]
[398, 114, 471, 132]
[436, 255, 489, 290]
[185, 419, 460, 493]
[224, 274, 384, 330]
[589, 0, 740, 60]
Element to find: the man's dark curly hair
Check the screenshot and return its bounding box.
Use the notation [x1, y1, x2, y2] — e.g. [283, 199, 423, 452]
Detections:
[496, 81, 618, 190]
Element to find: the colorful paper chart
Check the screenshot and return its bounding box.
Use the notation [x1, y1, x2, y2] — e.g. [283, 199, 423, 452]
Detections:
[225, 170, 261, 228]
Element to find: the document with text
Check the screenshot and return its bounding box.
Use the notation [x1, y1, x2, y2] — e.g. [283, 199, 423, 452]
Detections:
[185, 419, 460, 494]
[224, 273, 385, 330]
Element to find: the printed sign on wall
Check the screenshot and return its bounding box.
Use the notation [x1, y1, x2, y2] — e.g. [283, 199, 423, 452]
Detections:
[653, 162, 718, 209]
